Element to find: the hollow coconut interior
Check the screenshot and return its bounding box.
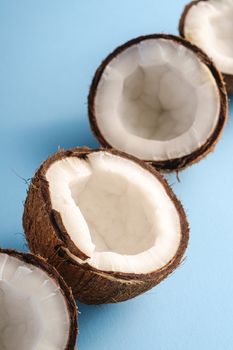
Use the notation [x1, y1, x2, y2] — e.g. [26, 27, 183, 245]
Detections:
[0, 253, 70, 350]
[183, 0, 233, 75]
[93, 38, 220, 161]
[46, 151, 182, 274]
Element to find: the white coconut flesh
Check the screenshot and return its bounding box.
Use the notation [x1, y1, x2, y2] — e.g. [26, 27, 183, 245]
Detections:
[93, 38, 220, 161]
[0, 253, 70, 350]
[183, 0, 233, 75]
[46, 151, 181, 274]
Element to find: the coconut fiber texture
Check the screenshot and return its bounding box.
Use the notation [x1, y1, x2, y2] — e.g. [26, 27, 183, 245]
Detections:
[23, 147, 189, 304]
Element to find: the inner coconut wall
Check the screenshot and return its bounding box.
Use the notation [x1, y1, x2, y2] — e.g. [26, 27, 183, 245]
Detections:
[0, 253, 70, 350]
[46, 152, 181, 274]
[183, 0, 233, 74]
[93, 38, 220, 161]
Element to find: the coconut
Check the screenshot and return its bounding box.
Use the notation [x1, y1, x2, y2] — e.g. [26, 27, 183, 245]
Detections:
[0, 249, 77, 350]
[179, 0, 233, 93]
[23, 147, 189, 304]
[88, 34, 227, 172]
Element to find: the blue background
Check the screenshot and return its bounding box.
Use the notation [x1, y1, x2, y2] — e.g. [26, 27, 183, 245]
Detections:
[0, 1, 233, 349]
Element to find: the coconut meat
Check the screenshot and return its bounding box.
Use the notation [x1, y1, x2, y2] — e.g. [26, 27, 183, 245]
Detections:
[183, 0, 233, 75]
[0, 253, 70, 350]
[93, 38, 220, 161]
[46, 151, 181, 274]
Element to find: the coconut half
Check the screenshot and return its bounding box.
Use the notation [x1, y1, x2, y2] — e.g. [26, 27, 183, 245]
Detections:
[88, 34, 227, 171]
[179, 0, 233, 93]
[23, 147, 189, 304]
[0, 249, 77, 350]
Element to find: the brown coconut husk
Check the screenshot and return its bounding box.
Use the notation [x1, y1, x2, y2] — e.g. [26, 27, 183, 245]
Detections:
[0, 248, 78, 350]
[88, 34, 228, 172]
[23, 147, 189, 304]
[179, 0, 233, 94]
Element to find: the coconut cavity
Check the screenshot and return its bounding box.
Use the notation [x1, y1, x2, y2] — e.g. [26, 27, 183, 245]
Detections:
[46, 151, 181, 274]
[181, 0, 233, 75]
[0, 251, 75, 350]
[120, 64, 197, 141]
[23, 148, 189, 303]
[89, 35, 227, 170]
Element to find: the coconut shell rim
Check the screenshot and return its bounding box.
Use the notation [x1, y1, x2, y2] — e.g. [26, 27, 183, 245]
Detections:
[24, 147, 189, 283]
[88, 33, 228, 171]
[0, 248, 78, 350]
[179, 0, 233, 94]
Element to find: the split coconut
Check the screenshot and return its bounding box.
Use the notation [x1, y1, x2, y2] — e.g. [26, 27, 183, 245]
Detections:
[179, 0, 233, 93]
[23, 147, 189, 304]
[88, 34, 227, 171]
[0, 249, 77, 350]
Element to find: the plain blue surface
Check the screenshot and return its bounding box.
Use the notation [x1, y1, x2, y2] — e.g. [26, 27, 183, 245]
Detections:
[0, 1, 233, 349]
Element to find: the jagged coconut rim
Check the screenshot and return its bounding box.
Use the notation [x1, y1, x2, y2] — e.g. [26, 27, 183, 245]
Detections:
[179, 0, 233, 93]
[0, 248, 77, 350]
[24, 147, 189, 280]
[88, 34, 227, 171]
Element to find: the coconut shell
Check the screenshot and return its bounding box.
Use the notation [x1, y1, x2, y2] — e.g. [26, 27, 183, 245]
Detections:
[179, 0, 233, 94]
[23, 147, 189, 304]
[88, 34, 228, 172]
[0, 248, 78, 350]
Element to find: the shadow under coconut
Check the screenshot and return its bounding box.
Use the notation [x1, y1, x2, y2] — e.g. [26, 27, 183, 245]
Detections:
[20, 114, 99, 166]
[228, 94, 233, 114]
[0, 232, 28, 253]
[77, 298, 150, 349]
[76, 286, 178, 349]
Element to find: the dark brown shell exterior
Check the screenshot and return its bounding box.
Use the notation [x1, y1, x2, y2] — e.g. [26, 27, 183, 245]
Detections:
[179, 0, 233, 94]
[0, 248, 78, 350]
[88, 34, 228, 172]
[23, 147, 189, 304]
